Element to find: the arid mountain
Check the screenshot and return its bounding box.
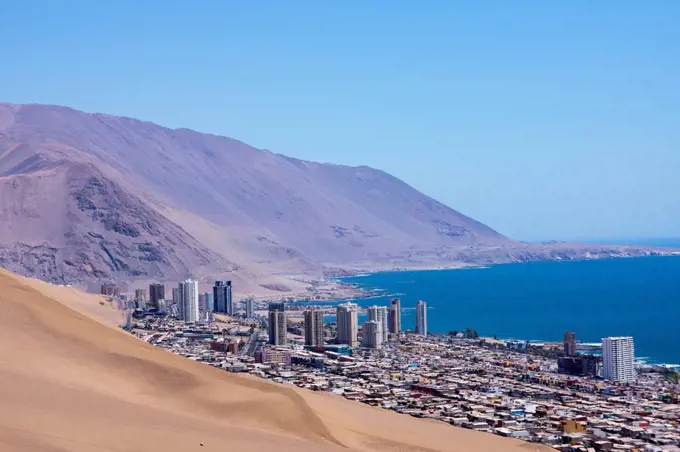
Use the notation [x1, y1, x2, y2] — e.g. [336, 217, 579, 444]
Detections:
[0, 102, 511, 282]
[0, 103, 673, 285]
[0, 160, 235, 283]
[0, 267, 549, 452]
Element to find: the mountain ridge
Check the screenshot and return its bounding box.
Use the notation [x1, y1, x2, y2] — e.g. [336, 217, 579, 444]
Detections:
[0, 102, 672, 286]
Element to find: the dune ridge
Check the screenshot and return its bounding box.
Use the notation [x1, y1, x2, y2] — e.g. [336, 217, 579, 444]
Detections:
[0, 268, 547, 452]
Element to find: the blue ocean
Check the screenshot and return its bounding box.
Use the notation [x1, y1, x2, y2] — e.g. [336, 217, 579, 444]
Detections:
[333, 256, 680, 365]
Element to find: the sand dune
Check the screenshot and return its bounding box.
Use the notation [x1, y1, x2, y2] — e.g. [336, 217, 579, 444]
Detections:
[0, 269, 548, 452]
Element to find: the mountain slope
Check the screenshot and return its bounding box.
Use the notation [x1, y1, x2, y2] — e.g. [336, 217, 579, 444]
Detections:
[0, 158, 235, 283]
[0, 102, 509, 281]
[0, 268, 548, 452]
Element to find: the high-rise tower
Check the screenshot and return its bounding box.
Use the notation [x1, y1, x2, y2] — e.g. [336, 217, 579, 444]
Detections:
[204, 292, 214, 312]
[336, 302, 359, 347]
[245, 297, 254, 319]
[389, 298, 401, 335]
[149, 283, 165, 309]
[178, 279, 199, 322]
[213, 281, 233, 315]
[415, 300, 427, 336]
[602, 336, 636, 383]
[362, 320, 383, 349]
[564, 331, 576, 356]
[367, 305, 388, 343]
[304, 308, 325, 346]
[268, 302, 287, 345]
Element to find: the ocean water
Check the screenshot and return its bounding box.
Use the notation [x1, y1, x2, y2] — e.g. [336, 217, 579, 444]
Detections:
[335, 256, 680, 364]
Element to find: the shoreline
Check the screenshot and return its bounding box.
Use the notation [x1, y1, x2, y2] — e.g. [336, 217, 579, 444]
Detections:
[271, 253, 680, 309]
[320, 256, 680, 368]
[325, 251, 680, 279]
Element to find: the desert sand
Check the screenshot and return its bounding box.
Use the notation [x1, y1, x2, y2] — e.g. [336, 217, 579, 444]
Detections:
[0, 268, 549, 452]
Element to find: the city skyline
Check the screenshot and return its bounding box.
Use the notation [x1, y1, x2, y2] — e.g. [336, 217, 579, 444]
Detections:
[105, 278, 641, 363]
[113, 279, 643, 373]
[110, 275, 645, 381]
[121, 293, 663, 452]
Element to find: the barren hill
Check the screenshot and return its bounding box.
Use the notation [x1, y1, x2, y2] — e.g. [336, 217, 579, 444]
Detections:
[0, 102, 509, 282]
[0, 268, 547, 452]
[0, 103, 670, 284]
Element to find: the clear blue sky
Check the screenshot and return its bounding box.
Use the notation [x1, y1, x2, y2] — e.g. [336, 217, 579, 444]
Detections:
[2, 1, 679, 241]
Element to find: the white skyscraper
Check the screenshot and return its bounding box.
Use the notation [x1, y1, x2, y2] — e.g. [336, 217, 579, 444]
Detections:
[602, 336, 636, 383]
[362, 320, 382, 349]
[415, 300, 427, 336]
[245, 297, 254, 319]
[367, 305, 388, 343]
[336, 302, 359, 347]
[178, 279, 199, 322]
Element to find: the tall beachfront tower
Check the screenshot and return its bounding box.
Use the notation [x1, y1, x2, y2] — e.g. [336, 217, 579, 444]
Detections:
[178, 279, 199, 322]
[268, 302, 287, 345]
[245, 297, 255, 319]
[367, 305, 389, 343]
[564, 331, 576, 356]
[415, 300, 427, 336]
[602, 336, 636, 383]
[304, 308, 325, 346]
[213, 281, 233, 315]
[336, 302, 359, 347]
[389, 298, 401, 334]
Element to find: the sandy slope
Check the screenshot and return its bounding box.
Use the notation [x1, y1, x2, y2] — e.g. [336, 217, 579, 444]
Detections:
[0, 269, 548, 452]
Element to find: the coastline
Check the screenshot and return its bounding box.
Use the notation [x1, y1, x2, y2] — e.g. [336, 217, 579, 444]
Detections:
[267, 252, 680, 307]
[324, 248, 680, 278]
[320, 255, 680, 367]
[315, 252, 679, 301]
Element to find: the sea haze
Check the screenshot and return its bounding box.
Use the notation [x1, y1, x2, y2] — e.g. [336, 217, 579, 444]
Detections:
[338, 256, 680, 365]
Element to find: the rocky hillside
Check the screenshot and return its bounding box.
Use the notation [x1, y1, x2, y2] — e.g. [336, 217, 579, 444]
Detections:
[0, 160, 235, 283]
